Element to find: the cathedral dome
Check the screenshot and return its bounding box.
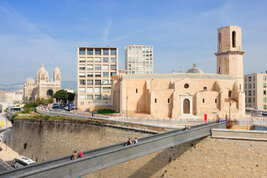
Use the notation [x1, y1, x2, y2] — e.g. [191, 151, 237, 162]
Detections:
[187, 64, 204, 74]
[37, 63, 49, 77]
[36, 63, 49, 83]
[54, 66, 61, 74]
[26, 78, 35, 84]
[53, 66, 61, 82]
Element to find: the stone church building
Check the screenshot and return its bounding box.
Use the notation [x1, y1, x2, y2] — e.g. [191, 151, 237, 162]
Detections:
[112, 26, 245, 120]
[23, 64, 61, 103]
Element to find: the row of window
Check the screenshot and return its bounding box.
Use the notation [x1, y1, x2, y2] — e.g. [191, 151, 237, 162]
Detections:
[127, 71, 153, 74]
[245, 75, 267, 82]
[127, 58, 153, 64]
[128, 50, 152, 53]
[79, 72, 116, 78]
[79, 87, 110, 93]
[246, 97, 267, 103]
[79, 94, 110, 100]
[79, 57, 116, 63]
[79, 79, 112, 85]
[246, 90, 267, 96]
[246, 104, 267, 109]
[79, 48, 117, 55]
[245, 83, 266, 89]
[127, 54, 152, 57]
[79, 64, 117, 71]
[127, 46, 152, 50]
[245, 90, 256, 96]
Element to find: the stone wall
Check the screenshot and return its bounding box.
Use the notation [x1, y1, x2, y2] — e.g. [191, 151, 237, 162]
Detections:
[88, 137, 267, 178]
[9, 119, 150, 162]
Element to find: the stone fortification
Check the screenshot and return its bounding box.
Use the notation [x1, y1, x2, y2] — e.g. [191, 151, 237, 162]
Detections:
[9, 119, 150, 162]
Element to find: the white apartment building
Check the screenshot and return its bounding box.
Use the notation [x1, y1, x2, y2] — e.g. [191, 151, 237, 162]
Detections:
[125, 45, 153, 74]
[77, 47, 118, 111]
[244, 72, 267, 111]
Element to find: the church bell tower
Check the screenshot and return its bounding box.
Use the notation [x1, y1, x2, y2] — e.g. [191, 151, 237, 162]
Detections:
[215, 26, 245, 90]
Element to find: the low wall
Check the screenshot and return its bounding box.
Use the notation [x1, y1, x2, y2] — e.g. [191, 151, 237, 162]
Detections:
[212, 128, 267, 141]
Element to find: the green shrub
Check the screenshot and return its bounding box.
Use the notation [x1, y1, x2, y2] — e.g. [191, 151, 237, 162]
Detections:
[96, 109, 116, 115]
[10, 113, 18, 124]
[44, 115, 50, 120]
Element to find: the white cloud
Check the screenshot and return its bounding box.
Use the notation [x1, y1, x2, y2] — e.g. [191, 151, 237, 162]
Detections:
[103, 19, 112, 44]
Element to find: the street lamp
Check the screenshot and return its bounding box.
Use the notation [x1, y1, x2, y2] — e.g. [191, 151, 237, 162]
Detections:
[126, 87, 128, 118]
[228, 91, 231, 121]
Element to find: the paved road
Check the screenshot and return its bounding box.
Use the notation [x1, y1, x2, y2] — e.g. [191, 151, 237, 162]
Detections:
[0, 114, 13, 172]
[0, 159, 11, 172]
[0, 114, 11, 131]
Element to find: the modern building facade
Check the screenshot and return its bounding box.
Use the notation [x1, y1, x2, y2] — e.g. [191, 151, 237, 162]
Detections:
[244, 72, 267, 111]
[125, 45, 153, 74]
[23, 64, 61, 103]
[77, 47, 118, 111]
[112, 26, 245, 120]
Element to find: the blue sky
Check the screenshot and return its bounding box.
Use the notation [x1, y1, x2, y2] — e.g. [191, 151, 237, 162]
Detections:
[0, 0, 267, 84]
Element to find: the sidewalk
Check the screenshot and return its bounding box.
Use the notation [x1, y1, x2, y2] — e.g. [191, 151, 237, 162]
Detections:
[70, 110, 206, 129]
[0, 114, 19, 163]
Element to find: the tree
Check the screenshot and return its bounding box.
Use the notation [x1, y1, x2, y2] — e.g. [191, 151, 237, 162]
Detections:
[53, 90, 68, 104]
[67, 92, 75, 103]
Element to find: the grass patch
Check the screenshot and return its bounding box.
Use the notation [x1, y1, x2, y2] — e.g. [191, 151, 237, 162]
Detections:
[95, 109, 116, 115]
[21, 107, 36, 114]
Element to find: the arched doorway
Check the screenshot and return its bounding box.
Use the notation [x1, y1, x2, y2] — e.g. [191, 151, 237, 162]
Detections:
[183, 99, 190, 114]
[47, 89, 54, 97]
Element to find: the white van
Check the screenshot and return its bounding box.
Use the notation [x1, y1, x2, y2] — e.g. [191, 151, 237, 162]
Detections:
[13, 156, 36, 168]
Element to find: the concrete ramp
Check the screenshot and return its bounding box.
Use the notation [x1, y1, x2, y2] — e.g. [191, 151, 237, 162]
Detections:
[212, 128, 267, 141]
[0, 122, 225, 178]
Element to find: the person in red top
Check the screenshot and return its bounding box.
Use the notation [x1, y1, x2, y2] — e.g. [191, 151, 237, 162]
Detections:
[79, 151, 83, 158]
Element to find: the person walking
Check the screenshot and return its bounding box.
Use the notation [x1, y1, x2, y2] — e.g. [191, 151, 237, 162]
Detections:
[73, 151, 78, 160]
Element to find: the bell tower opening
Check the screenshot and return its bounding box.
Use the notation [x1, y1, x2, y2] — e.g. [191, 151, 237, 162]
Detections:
[232, 31, 236, 48]
[218, 32, 222, 50]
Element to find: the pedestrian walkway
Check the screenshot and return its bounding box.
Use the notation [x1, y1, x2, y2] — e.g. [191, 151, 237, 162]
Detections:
[0, 114, 19, 165]
[107, 116, 205, 129]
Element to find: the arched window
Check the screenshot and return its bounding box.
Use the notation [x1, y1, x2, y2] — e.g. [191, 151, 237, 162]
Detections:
[183, 99, 190, 114]
[232, 31, 236, 48]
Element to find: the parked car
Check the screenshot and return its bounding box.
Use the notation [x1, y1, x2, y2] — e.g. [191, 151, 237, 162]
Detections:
[262, 111, 267, 116]
[52, 103, 59, 109]
[64, 104, 76, 111]
[12, 156, 36, 169]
